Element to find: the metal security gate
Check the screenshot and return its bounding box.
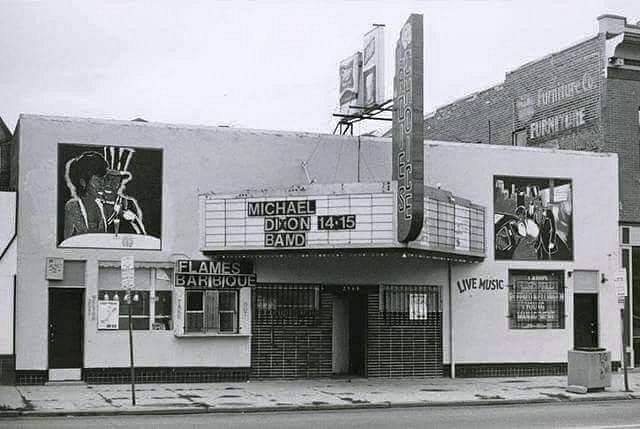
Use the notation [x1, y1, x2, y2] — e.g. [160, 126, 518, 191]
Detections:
[367, 285, 443, 377]
[251, 284, 332, 378]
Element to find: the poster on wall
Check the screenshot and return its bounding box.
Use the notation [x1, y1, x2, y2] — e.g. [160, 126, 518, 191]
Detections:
[98, 300, 119, 330]
[494, 176, 572, 260]
[57, 144, 163, 249]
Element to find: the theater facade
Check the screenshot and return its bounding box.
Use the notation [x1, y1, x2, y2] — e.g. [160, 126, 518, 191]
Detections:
[0, 114, 621, 384]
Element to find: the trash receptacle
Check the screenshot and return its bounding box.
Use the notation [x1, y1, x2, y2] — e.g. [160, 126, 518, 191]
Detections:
[567, 348, 611, 391]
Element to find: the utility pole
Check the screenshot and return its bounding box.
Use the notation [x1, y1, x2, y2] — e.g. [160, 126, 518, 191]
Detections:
[128, 291, 136, 405]
[121, 256, 136, 405]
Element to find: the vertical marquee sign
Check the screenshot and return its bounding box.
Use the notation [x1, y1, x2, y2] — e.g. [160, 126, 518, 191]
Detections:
[393, 14, 424, 243]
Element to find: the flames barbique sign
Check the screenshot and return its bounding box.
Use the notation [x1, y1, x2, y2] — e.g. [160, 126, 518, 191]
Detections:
[392, 14, 424, 243]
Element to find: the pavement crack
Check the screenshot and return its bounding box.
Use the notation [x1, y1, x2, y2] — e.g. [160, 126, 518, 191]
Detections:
[15, 388, 35, 411]
[474, 394, 505, 400]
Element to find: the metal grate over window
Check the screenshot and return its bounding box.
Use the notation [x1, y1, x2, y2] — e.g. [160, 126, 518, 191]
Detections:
[508, 277, 565, 329]
[254, 284, 321, 325]
[379, 285, 441, 325]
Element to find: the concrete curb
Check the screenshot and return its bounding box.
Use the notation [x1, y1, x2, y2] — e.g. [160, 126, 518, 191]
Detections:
[1, 394, 639, 418]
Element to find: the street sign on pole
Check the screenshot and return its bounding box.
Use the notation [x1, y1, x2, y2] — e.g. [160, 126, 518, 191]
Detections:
[614, 269, 627, 307]
[121, 256, 135, 290]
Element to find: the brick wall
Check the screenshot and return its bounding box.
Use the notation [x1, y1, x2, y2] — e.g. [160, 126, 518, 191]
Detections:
[366, 293, 443, 377]
[425, 85, 513, 145]
[425, 35, 605, 151]
[251, 292, 333, 379]
[604, 69, 640, 223]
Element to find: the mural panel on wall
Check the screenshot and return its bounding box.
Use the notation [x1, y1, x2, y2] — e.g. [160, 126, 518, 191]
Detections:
[57, 144, 162, 249]
[494, 176, 572, 260]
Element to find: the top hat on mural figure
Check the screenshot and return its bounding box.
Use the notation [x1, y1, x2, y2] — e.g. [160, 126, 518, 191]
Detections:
[103, 146, 135, 176]
[99, 146, 137, 236]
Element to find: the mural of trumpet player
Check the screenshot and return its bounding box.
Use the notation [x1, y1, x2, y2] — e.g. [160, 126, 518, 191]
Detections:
[57, 143, 162, 249]
[494, 176, 573, 260]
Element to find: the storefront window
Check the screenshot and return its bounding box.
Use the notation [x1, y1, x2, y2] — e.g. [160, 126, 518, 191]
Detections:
[380, 285, 441, 325]
[508, 270, 565, 329]
[186, 290, 238, 333]
[97, 266, 173, 331]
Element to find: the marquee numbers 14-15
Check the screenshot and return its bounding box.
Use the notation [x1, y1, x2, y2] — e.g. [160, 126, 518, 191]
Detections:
[317, 215, 356, 230]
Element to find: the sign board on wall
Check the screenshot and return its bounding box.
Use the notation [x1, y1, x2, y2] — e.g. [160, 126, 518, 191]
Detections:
[511, 38, 602, 147]
[201, 183, 395, 251]
[45, 257, 64, 280]
[175, 260, 256, 288]
[392, 14, 424, 243]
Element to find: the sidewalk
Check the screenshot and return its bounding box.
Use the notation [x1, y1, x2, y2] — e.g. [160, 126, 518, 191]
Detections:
[1, 371, 640, 417]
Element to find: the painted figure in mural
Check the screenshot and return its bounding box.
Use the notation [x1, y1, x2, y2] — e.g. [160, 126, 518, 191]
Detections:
[494, 180, 572, 260]
[63, 151, 108, 239]
[99, 146, 147, 236]
[63, 147, 146, 240]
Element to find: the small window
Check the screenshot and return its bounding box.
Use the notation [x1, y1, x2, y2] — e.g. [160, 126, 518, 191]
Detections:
[508, 271, 565, 329]
[186, 290, 238, 333]
[255, 285, 320, 325]
[622, 227, 630, 244]
[380, 285, 441, 325]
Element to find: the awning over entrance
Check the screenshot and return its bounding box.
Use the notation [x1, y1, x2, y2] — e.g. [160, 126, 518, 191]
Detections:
[199, 182, 485, 261]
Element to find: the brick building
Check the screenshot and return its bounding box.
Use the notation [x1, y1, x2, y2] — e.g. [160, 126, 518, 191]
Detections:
[421, 14, 640, 366]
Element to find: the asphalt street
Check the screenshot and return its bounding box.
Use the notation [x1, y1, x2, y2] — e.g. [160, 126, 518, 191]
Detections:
[2, 400, 640, 429]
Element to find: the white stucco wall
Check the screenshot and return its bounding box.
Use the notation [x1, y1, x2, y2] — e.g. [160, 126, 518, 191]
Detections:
[427, 142, 620, 363]
[14, 115, 390, 370]
[14, 115, 619, 370]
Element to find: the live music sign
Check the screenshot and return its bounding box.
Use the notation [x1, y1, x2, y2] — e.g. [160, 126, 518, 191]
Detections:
[392, 14, 424, 243]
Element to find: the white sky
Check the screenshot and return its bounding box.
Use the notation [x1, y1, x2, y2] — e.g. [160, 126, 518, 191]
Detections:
[1, 0, 638, 135]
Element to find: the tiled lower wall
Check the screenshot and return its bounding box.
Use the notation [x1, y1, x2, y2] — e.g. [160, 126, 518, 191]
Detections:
[444, 361, 623, 378]
[15, 370, 47, 385]
[83, 367, 250, 384]
[0, 354, 15, 384]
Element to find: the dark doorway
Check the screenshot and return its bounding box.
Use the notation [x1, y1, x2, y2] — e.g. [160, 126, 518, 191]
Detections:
[348, 293, 367, 376]
[574, 293, 598, 349]
[332, 289, 367, 376]
[49, 288, 84, 369]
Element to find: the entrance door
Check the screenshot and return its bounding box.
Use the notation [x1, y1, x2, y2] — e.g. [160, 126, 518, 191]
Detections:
[574, 293, 598, 349]
[332, 289, 367, 376]
[49, 288, 84, 369]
